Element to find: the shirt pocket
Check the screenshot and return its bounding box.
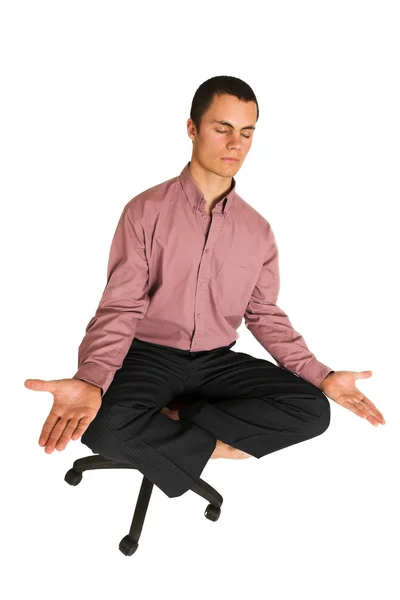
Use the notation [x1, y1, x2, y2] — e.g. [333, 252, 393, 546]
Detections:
[215, 260, 260, 317]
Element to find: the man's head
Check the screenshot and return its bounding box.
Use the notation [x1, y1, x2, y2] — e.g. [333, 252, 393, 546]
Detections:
[187, 75, 259, 178]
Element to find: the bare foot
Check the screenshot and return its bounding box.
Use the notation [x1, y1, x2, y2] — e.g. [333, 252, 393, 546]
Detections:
[210, 439, 252, 460]
[161, 409, 252, 460]
[160, 407, 180, 421]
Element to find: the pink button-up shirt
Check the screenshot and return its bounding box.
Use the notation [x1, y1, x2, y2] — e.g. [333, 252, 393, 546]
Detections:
[73, 161, 333, 397]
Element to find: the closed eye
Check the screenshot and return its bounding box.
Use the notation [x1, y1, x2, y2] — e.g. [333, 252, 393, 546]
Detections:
[217, 129, 251, 139]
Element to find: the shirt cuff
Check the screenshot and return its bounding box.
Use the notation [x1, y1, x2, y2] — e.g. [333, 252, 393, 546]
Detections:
[297, 359, 335, 389]
[72, 362, 116, 398]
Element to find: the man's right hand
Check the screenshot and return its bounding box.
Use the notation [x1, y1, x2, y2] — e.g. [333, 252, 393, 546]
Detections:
[24, 378, 102, 454]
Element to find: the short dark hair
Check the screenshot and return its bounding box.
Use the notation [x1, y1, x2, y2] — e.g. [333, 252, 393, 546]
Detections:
[190, 75, 259, 133]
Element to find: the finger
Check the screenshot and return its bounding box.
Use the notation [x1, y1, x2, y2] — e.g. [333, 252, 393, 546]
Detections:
[344, 401, 382, 426]
[362, 402, 385, 423]
[341, 400, 368, 420]
[39, 412, 61, 446]
[55, 418, 81, 450]
[70, 417, 92, 441]
[356, 395, 386, 424]
[352, 388, 385, 422]
[44, 418, 70, 454]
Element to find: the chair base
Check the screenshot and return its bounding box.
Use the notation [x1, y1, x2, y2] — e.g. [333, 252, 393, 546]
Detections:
[64, 453, 223, 556]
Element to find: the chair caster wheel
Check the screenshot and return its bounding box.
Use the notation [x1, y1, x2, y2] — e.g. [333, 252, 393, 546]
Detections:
[119, 535, 139, 556]
[64, 469, 82, 486]
[204, 504, 221, 521]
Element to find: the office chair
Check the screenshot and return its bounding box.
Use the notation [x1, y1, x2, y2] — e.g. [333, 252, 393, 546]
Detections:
[64, 398, 223, 557]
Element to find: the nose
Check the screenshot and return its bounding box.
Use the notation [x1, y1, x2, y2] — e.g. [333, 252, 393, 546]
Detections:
[227, 132, 243, 151]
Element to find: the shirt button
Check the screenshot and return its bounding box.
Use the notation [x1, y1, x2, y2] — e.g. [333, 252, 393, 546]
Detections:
[205, 249, 209, 253]
[200, 282, 206, 286]
[197, 313, 202, 318]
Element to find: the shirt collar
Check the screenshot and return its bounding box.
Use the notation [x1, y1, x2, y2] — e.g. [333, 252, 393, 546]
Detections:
[179, 161, 236, 215]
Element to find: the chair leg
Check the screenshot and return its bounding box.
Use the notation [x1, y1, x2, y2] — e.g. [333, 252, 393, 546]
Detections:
[64, 455, 154, 556]
[64, 454, 224, 557]
[69, 454, 138, 474]
[189, 477, 223, 522]
[119, 476, 154, 556]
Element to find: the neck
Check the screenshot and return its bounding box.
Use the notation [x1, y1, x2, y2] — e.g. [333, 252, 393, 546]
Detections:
[188, 158, 233, 210]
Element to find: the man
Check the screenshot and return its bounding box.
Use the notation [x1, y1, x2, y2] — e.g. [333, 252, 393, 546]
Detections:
[25, 75, 385, 499]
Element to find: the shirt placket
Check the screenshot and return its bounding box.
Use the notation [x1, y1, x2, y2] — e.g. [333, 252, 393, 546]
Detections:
[190, 199, 225, 350]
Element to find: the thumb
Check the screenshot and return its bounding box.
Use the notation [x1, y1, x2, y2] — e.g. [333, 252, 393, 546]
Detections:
[354, 370, 373, 379]
[24, 378, 60, 393]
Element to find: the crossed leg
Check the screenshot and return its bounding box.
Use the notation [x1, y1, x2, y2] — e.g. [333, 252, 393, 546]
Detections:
[160, 406, 252, 459]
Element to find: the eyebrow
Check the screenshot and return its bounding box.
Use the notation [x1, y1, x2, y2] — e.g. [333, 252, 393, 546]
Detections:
[211, 119, 256, 131]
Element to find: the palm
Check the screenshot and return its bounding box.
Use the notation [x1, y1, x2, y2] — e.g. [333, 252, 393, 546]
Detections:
[24, 377, 102, 452]
[50, 379, 100, 409]
[321, 370, 385, 426]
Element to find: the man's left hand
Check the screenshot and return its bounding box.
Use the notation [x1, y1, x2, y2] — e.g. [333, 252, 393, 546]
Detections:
[319, 370, 386, 427]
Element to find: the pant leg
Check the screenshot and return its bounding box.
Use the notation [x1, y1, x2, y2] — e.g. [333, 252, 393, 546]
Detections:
[178, 349, 331, 459]
[81, 340, 217, 499]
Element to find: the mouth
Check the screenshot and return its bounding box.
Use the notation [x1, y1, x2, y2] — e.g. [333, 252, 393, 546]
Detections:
[222, 158, 239, 162]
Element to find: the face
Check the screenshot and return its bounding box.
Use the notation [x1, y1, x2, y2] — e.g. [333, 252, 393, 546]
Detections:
[187, 93, 257, 178]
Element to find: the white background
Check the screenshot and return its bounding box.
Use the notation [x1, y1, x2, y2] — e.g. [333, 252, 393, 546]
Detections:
[2, 1, 399, 598]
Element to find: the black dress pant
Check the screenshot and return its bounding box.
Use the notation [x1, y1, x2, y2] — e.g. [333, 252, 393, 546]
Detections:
[81, 337, 331, 498]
